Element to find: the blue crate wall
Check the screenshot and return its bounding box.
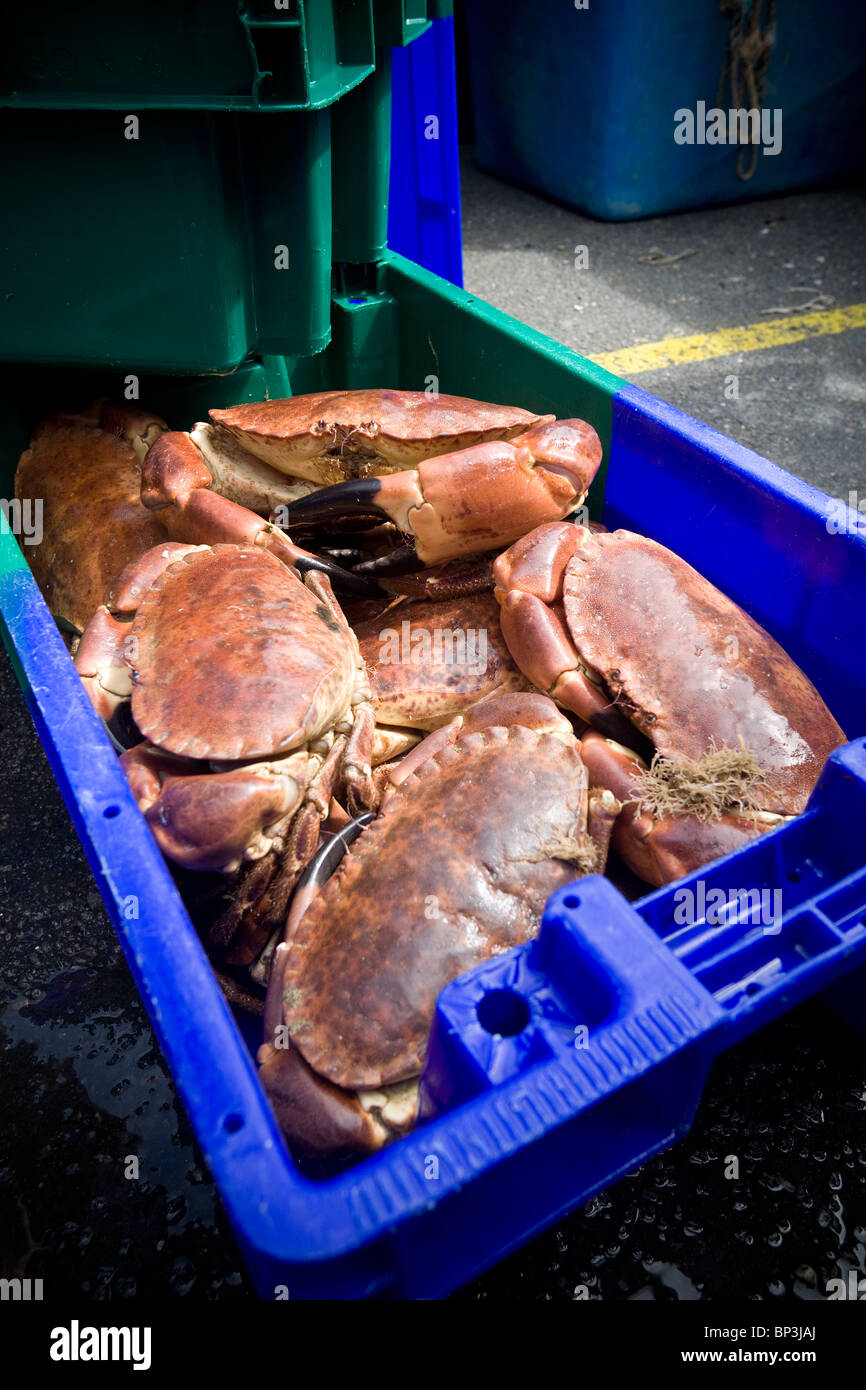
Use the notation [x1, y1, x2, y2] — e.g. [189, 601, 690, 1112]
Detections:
[388, 16, 463, 284]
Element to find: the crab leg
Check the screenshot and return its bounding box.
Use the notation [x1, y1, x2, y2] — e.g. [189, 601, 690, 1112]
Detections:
[494, 522, 642, 740]
[141, 431, 382, 597]
[371, 725, 423, 765]
[586, 787, 621, 871]
[211, 803, 322, 965]
[219, 735, 352, 970]
[280, 420, 603, 565]
[373, 553, 496, 599]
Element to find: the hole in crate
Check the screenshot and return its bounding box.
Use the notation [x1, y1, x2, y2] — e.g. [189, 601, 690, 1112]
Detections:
[787, 868, 802, 883]
[563, 894, 581, 910]
[745, 981, 762, 996]
[223, 1113, 244, 1134]
[103, 805, 120, 819]
[477, 988, 530, 1038]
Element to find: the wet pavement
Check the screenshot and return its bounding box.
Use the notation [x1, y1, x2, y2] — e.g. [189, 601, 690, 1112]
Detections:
[460, 1001, 866, 1302]
[0, 654, 251, 1300]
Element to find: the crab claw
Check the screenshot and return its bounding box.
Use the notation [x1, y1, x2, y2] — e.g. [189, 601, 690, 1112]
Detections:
[74, 543, 205, 719]
[281, 419, 603, 565]
[494, 522, 643, 745]
[99, 402, 168, 462]
[258, 1022, 391, 1158]
[121, 742, 312, 874]
[74, 605, 134, 720]
[140, 430, 382, 596]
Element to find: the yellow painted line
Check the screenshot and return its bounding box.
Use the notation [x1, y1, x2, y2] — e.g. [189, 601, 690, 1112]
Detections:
[590, 301, 866, 376]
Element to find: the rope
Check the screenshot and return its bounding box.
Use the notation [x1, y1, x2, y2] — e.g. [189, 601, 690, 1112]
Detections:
[717, 0, 777, 180]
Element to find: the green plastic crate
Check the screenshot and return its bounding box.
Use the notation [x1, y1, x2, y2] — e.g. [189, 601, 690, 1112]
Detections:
[0, 107, 335, 372]
[0, 3, 432, 375]
[0, 1, 433, 112]
[374, 0, 437, 49]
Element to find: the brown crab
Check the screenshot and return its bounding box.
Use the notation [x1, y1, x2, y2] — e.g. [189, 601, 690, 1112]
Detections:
[136, 389, 549, 549]
[74, 541, 378, 969]
[14, 401, 169, 634]
[258, 692, 619, 1157]
[354, 589, 531, 765]
[139, 392, 602, 573]
[493, 522, 847, 886]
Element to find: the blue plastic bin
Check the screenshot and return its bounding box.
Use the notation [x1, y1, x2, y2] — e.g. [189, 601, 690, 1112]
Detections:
[464, 0, 866, 219]
[388, 15, 463, 284]
[1, 253, 864, 1299]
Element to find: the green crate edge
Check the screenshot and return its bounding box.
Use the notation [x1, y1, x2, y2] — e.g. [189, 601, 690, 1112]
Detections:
[1, 2, 435, 112]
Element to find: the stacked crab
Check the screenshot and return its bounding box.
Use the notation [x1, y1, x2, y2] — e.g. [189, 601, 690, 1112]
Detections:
[17, 390, 845, 1157]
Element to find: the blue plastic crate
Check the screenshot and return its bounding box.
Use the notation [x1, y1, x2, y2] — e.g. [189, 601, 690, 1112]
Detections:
[464, 0, 866, 219]
[388, 15, 463, 284]
[1, 254, 865, 1299]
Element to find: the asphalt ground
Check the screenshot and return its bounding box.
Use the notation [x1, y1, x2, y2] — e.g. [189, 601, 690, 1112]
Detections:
[1, 166, 864, 1305]
[461, 161, 866, 500]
